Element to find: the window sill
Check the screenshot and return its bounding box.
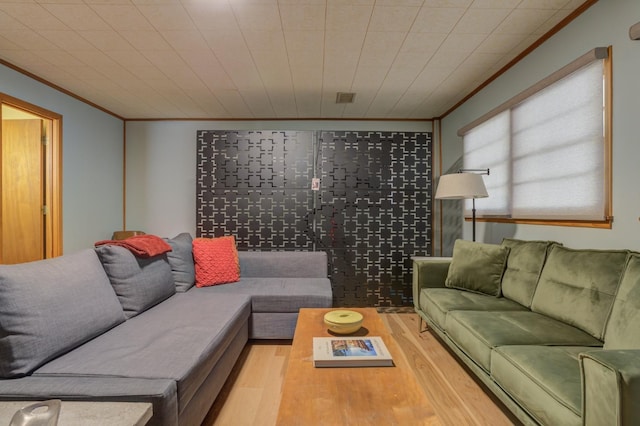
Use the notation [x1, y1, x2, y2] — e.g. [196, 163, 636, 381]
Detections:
[464, 216, 613, 229]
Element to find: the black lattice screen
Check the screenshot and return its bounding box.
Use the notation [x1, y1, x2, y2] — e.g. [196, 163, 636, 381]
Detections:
[196, 130, 432, 307]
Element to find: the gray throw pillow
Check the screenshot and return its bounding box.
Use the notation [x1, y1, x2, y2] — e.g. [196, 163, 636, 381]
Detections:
[445, 239, 510, 297]
[0, 249, 125, 378]
[95, 245, 176, 319]
[164, 232, 195, 292]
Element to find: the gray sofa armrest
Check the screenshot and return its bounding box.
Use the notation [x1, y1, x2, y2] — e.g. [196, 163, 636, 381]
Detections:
[412, 257, 451, 309]
[580, 350, 640, 426]
[0, 376, 178, 426]
[239, 251, 328, 278]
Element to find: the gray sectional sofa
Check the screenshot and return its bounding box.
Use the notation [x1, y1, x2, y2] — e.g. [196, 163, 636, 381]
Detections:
[413, 238, 640, 426]
[0, 233, 332, 425]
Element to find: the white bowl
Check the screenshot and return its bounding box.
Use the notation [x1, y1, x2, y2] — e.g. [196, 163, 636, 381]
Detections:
[324, 310, 364, 335]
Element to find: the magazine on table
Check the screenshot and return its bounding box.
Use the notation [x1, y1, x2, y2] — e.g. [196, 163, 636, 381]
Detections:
[312, 336, 394, 367]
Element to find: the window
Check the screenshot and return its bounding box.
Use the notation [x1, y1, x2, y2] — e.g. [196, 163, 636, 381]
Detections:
[459, 47, 611, 227]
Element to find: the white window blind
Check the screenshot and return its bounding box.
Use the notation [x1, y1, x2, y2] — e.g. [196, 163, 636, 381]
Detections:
[511, 61, 604, 219]
[460, 48, 609, 222]
[463, 111, 510, 216]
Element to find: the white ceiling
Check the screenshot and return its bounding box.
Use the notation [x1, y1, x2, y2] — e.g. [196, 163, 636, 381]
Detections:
[0, 0, 588, 120]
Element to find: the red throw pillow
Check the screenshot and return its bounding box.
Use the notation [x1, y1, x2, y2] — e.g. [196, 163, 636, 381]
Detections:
[192, 236, 240, 287]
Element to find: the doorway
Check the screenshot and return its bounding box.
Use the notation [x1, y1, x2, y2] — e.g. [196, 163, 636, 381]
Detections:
[0, 94, 62, 264]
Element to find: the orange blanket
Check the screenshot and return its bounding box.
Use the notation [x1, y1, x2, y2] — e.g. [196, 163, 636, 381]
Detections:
[95, 234, 172, 258]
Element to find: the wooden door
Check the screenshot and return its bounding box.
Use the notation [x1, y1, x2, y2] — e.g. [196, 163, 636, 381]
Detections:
[1, 119, 45, 264]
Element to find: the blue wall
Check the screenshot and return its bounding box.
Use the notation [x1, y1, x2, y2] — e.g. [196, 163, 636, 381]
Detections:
[440, 0, 640, 251]
[1, 63, 124, 253]
[125, 120, 433, 238]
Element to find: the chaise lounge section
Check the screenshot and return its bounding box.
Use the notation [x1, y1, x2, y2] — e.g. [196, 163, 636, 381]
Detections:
[0, 233, 332, 425]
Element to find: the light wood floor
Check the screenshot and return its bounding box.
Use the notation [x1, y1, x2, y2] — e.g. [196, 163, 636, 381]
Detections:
[202, 313, 520, 426]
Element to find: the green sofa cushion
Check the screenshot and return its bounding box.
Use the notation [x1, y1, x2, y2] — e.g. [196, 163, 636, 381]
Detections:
[530, 245, 629, 340]
[445, 240, 510, 297]
[446, 311, 602, 372]
[492, 345, 587, 426]
[501, 238, 558, 308]
[420, 287, 526, 331]
[604, 253, 640, 349]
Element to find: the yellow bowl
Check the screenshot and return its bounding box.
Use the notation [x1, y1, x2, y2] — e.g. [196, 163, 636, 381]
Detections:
[324, 310, 364, 335]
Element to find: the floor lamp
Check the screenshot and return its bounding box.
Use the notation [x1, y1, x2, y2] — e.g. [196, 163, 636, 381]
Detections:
[435, 170, 489, 242]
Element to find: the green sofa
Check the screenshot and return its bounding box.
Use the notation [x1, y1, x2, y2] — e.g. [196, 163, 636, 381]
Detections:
[413, 238, 640, 426]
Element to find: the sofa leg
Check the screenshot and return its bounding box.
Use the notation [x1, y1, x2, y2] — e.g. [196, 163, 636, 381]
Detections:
[419, 317, 429, 333]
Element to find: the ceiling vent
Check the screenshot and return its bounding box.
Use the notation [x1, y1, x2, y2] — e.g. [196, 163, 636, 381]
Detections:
[336, 92, 356, 104]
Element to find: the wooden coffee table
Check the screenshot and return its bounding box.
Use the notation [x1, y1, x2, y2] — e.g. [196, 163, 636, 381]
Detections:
[276, 308, 440, 425]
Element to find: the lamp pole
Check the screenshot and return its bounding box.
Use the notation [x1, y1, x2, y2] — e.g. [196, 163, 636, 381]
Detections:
[472, 198, 477, 242]
[459, 168, 488, 243]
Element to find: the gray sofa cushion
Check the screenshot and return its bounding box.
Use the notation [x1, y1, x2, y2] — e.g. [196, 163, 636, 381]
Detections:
[249, 312, 299, 339]
[95, 245, 176, 319]
[238, 251, 328, 278]
[0, 249, 125, 378]
[164, 233, 195, 292]
[35, 291, 251, 415]
[192, 277, 333, 312]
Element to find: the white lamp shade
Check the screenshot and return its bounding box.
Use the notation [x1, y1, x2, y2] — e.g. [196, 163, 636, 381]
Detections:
[435, 173, 488, 200]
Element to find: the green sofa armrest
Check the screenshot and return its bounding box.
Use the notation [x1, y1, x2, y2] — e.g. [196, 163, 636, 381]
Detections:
[580, 350, 640, 425]
[412, 257, 451, 309]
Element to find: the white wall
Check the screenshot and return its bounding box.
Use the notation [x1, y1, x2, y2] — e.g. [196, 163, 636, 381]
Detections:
[440, 0, 640, 250]
[125, 120, 432, 238]
[0, 64, 124, 253]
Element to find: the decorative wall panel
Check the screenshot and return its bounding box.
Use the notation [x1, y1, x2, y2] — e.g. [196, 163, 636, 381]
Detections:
[196, 131, 314, 250]
[316, 131, 431, 307]
[196, 129, 432, 307]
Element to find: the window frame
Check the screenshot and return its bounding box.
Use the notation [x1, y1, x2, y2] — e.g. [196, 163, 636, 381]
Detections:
[457, 46, 612, 229]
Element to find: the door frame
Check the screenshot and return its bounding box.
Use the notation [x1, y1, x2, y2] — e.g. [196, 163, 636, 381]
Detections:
[1, 93, 63, 258]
